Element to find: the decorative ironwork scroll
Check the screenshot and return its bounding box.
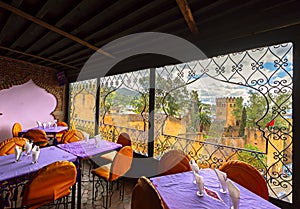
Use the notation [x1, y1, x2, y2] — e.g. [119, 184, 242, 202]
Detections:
[154, 43, 293, 202]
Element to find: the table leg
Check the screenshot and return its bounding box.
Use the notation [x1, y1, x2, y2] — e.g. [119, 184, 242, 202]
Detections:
[77, 159, 82, 209]
[53, 133, 58, 145]
[71, 180, 76, 209]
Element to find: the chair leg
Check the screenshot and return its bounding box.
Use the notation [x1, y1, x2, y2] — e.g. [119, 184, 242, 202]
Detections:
[92, 174, 95, 204]
[120, 179, 125, 201]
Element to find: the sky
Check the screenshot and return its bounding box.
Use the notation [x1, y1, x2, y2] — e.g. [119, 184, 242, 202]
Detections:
[172, 42, 294, 106]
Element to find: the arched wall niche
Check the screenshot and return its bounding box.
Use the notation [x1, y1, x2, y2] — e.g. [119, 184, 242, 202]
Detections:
[0, 56, 67, 141]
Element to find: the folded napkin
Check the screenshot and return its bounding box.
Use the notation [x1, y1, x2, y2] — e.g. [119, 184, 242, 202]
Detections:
[194, 172, 204, 197]
[190, 160, 200, 173]
[36, 120, 42, 127]
[226, 179, 240, 209]
[215, 169, 227, 193]
[190, 160, 200, 184]
[32, 145, 40, 164]
[42, 123, 47, 129]
[25, 141, 33, 155]
[83, 132, 90, 141]
[48, 121, 52, 128]
[14, 145, 22, 162]
[94, 134, 101, 147]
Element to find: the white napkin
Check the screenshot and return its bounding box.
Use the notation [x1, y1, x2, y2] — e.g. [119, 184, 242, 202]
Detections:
[194, 172, 204, 197]
[190, 160, 200, 184]
[36, 120, 42, 127]
[83, 132, 90, 141]
[48, 121, 52, 128]
[25, 141, 33, 155]
[42, 122, 47, 129]
[14, 145, 22, 162]
[94, 134, 101, 147]
[226, 179, 240, 209]
[215, 169, 227, 193]
[32, 145, 40, 164]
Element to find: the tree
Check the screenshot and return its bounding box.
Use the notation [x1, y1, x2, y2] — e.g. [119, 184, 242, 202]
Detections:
[232, 97, 243, 126]
[245, 91, 292, 129]
[188, 90, 212, 132]
[130, 93, 149, 114]
[238, 144, 266, 170]
[245, 91, 271, 128]
[238, 107, 247, 137]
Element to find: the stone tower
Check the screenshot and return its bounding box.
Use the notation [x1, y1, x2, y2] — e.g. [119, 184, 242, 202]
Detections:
[215, 97, 238, 127]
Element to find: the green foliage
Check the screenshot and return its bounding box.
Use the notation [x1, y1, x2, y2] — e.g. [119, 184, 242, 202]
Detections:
[238, 107, 247, 137]
[232, 97, 243, 123]
[188, 90, 211, 132]
[238, 144, 266, 170]
[245, 91, 292, 129]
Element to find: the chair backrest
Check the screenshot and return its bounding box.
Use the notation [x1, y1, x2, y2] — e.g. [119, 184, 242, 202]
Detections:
[219, 160, 269, 200]
[110, 146, 133, 181]
[12, 122, 22, 137]
[117, 132, 131, 147]
[158, 149, 191, 176]
[22, 161, 77, 209]
[131, 176, 166, 209]
[23, 129, 48, 147]
[61, 129, 84, 144]
[56, 121, 68, 127]
[0, 137, 28, 156]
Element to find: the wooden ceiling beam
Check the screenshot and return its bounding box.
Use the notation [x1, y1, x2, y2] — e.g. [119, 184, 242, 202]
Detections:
[176, 0, 198, 33]
[0, 45, 79, 70]
[0, 1, 114, 58]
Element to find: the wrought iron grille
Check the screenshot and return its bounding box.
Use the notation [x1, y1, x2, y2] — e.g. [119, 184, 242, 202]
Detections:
[154, 43, 293, 202]
[98, 69, 150, 155]
[69, 43, 293, 202]
[69, 79, 97, 136]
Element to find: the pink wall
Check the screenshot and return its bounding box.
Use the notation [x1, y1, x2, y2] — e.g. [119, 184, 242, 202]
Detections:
[0, 80, 57, 141]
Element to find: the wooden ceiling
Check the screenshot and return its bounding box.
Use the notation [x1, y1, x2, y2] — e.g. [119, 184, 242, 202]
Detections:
[0, 0, 299, 82]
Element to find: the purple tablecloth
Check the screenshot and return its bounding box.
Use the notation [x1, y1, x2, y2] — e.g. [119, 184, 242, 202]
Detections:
[19, 126, 68, 135]
[0, 146, 77, 183]
[151, 169, 280, 209]
[57, 138, 122, 158]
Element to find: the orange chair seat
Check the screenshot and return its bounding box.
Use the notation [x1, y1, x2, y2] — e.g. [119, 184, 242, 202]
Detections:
[219, 160, 269, 200]
[22, 161, 77, 208]
[92, 163, 112, 181]
[158, 150, 191, 176]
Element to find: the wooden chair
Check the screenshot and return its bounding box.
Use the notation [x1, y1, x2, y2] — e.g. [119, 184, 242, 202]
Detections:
[61, 129, 84, 144]
[131, 176, 168, 209]
[91, 146, 133, 209]
[56, 121, 68, 127]
[53, 121, 69, 143]
[23, 129, 49, 147]
[100, 132, 131, 161]
[22, 161, 77, 209]
[12, 122, 22, 137]
[219, 160, 269, 200]
[158, 149, 192, 176]
[0, 137, 28, 156]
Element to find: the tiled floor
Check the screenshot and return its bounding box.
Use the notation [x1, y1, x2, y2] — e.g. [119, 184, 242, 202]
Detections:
[80, 171, 136, 209]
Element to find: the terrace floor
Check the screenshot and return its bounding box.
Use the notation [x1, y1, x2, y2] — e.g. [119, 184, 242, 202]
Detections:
[41, 156, 159, 209]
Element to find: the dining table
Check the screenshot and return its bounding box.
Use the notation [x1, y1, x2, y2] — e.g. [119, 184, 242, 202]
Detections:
[0, 146, 77, 208]
[57, 138, 122, 209]
[18, 126, 68, 145]
[150, 169, 280, 209]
